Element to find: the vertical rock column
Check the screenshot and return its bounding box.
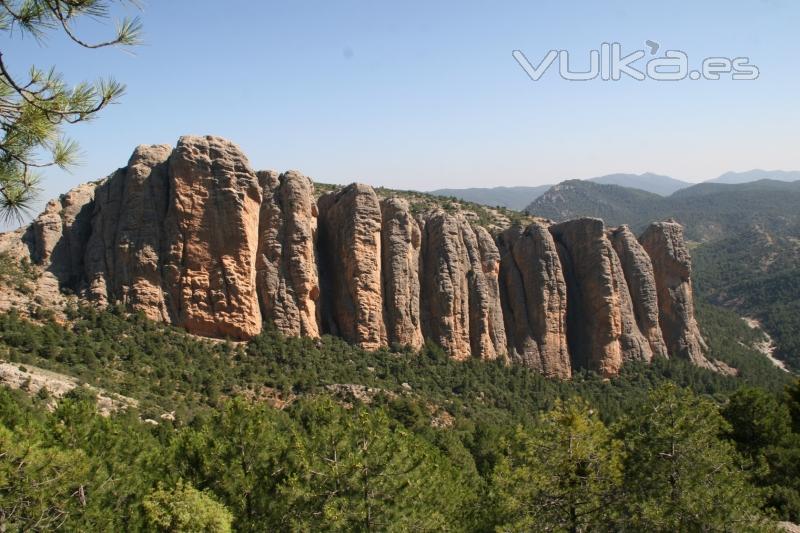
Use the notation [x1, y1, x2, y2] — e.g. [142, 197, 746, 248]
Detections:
[498, 222, 571, 378]
[467, 226, 508, 362]
[84, 144, 172, 320]
[380, 198, 424, 350]
[609, 225, 669, 359]
[317, 184, 386, 350]
[256, 170, 321, 338]
[32, 182, 97, 288]
[550, 218, 652, 377]
[419, 211, 507, 361]
[639, 221, 711, 367]
[162, 135, 263, 340]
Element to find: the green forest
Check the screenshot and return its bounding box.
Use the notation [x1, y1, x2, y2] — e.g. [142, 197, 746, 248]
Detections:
[1, 305, 799, 531]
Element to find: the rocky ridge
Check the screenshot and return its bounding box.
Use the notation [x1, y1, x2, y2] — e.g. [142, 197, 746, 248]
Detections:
[0, 136, 715, 378]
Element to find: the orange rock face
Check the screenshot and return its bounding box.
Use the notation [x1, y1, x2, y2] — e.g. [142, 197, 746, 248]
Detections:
[380, 198, 424, 350]
[639, 221, 711, 368]
[256, 170, 321, 338]
[609, 225, 669, 359]
[420, 211, 507, 361]
[318, 184, 387, 350]
[550, 218, 652, 377]
[498, 222, 571, 378]
[6, 136, 719, 378]
[162, 135, 263, 340]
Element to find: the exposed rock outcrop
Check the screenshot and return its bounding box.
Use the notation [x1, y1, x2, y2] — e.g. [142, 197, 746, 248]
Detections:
[550, 218, 652, 377]
[419, 211, 507, 361]
[498, 222, 571, 378]
[256, 170, 321, 338]
[609, 225, 669, 359]
[32, 182, 96, 286]
[161, 135, 262, 340]
[0, 135, 720, 378]
[380, 198, 424, 349]
[468, 226, 508, 361]
[318, 183, 386, 350]
[639, 221, 711, 367]
[84, 144, 172, 320]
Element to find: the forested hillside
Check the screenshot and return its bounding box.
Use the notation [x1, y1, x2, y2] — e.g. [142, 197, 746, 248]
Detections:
[1, 305, 799, 531]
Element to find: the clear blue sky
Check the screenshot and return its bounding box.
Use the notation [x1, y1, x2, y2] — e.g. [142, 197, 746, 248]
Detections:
[6, 0, 800, 224]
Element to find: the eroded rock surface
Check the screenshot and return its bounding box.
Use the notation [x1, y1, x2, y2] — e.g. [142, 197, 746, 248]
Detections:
[498, 222, 571, 378]
[318, 183, 386, 350]
[84, 145, 172, 320]
[380, 198, 424, 349]
[420, 211, 506, 361]
[550, 218, 652, 377]
[162, 135, 262, 340]
[0, 135, 720, 377]
[609, 225, 669, 359]
[640, 221, 711, 367]
[32, 182, 96, 286]
[256, 170, 321, 338]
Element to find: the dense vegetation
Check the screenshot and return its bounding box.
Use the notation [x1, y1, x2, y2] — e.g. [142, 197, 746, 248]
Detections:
[0, 305, 798, 530]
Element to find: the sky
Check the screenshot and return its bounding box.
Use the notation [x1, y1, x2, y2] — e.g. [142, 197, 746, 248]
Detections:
[5, 0, 800, 226]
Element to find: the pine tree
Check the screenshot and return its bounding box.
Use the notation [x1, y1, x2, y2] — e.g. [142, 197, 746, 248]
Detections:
[620, 383, 769, 532]
[143, 480, 233, 533]
[0, 0, 141, 221]
[491, 398, 624, 532]
[279, 398, 471, 532]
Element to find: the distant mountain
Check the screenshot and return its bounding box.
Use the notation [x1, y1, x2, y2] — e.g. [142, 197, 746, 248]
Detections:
[708, 169, 800, 184]
[428, 173, 688, 211]
[428, 185, 551, 211]
[525, 180, 662, 226]
[525, 178, 800, 369]
[673, 178, 800, 199]
[588, 172, 691, 196]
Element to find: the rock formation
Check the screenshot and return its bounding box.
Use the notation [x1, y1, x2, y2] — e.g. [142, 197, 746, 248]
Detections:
[256, 170, 321, 338]
[318, 183, 386, 350]
[419, 211, 507, 361]
[0, 135, 717, 379]
[32, 182, 96, 287]
[498, 222, 571, 378]
[161, 135, 263, 340]
[609, 225, 669, 359]
[380, 198, 424, 349]
[84, 144, 172, 320]
[465, 226, 507, 361]
[550, 218, 652, 377]
[639, 221, 711, 367]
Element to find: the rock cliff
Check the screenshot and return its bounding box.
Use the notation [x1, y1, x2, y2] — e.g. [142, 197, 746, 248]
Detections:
[419, 211, 507, 361]
[497, 223, 570, 378]
[256, 170, 321, 338]
[639, 221, 711, 368]
[318, 183, 386, 350]
[609, 225, 669, 359]
[380, 198, 424, 349]
[0, 136, 716, 378]
[550, 218, 652, 377]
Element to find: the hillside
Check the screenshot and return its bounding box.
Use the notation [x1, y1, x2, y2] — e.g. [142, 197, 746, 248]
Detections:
[1, 139, 798, 530]
[588, 172, 691, 195]
[428, 173, 690, 211]
[709, 169, 800, 184]
[0, 297, 797, 530]
[526, 179, 800, 369]
[526, 180, 663, 226]
[428, 185, 551, 211]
